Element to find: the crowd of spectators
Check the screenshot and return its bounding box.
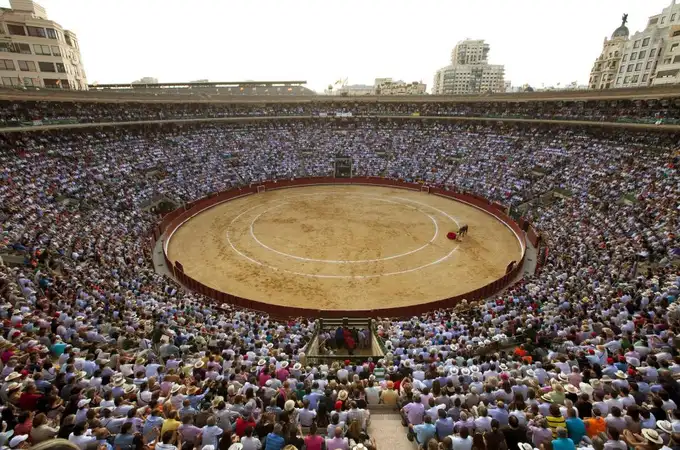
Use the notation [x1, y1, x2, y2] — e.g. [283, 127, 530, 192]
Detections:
[0, 114, 678, 450]
[0, 98, 679, 128]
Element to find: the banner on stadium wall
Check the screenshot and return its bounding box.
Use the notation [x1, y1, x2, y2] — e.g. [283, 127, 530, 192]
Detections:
[335, 112, 353, 117]
[318, 112, 327, 117]
[411, 112, 420, 116]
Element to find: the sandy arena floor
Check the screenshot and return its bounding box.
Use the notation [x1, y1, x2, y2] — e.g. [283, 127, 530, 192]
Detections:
[166, 185, 523, 311]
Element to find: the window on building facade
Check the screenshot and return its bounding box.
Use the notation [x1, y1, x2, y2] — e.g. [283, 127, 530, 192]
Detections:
[638, 50, 646, 59]
[16, 43, 31, 54]
[627, 64, 633, 72]
[661, 16, 666, 24]
[18, 60, 36, 71]
[673, 13, 678, 21]
[642, 74, 648, 82]
[642, 38, 650, 46]
[671, 43, 679, 52]
[634, 41, 640, 49]
[26, 26, 46, 37]
[33, 44, 51, 55]
[6, 24, 25, 36]
[38, 61, 55, 72]
[55, 63, 65, 73]
[631, 52, 637, 60]
[650, 48, 656, 57]
[46, 28, 57, 39]
[619, 66, 625, 73]
[664, 57, 672, 64]
[636, 63, 642, 71]
[624, 75, 631, 83]
[1, 76, 20, 86]
[0, 59, 15, 70]
[632, 75, 639, 83]
[51, 46, 61, 56]
[43, 78, 60, 87]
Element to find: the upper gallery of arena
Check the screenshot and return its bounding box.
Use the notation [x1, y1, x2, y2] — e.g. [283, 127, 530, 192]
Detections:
[1, 83, 680, 128]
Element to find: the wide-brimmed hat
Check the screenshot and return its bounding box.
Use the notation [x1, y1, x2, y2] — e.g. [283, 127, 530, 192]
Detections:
[113, 377, 126, 387]
[171, 384, 182, 394]
[77, 399, 91, 408]
[641, 429, 663, 444]
[4, 373, 21, 382]
[7, 382, 21, 392]
[124, 384, 138, 395]
[280, 361, 289, 369]
[293, 363, 302, 371]
[564, 384, 579, 394]
[525, 369, 535, 377]
[541, 394, 552, 402]
[558, 373, 569, 382]
[470, 366, 479, 373]
[284, 400, 295, 412]
[461, 368, 471, 376]
[212, 396, 225, 408]
[614, 370, 627, 379]
[517, 444, 533, 450]
[657, 420, 673, 434]
[579, 382, 594, 396]
[257, 359, 266, 367]
[9, 435, 28, 449]
[600, 375, 613, 383]
[193, 360, 204, 369]
[337, 390, 349, 401]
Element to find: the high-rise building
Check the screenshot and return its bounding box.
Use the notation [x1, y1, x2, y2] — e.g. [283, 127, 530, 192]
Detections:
[132, 77, 159, 85]
[0, 0, 87, 90]
[432, 39, 505, 95]
[589, 0, 680, 88]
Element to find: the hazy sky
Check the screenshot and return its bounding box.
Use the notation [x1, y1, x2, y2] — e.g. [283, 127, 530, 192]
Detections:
[6, 0, 673, 92]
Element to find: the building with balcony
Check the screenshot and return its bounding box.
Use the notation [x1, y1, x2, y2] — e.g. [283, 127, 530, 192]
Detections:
[375, 78, 426, 95]
[590, 1, 680, 88]
[0, 0, 87, 90]
[432, 39, 505, 95]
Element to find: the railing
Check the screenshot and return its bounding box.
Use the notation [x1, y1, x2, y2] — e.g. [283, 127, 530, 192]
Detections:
[153, 177, 530, 319]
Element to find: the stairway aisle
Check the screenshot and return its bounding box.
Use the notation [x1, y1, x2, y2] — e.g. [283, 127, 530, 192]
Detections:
[367, 407, 417, 450]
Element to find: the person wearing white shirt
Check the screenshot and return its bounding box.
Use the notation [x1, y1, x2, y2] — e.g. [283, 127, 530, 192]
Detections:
[68, 424, 95, 450]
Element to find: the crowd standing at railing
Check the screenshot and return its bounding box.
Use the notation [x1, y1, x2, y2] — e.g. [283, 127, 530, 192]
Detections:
[0, 113, 678, 450]
[1, 98, 680, 128]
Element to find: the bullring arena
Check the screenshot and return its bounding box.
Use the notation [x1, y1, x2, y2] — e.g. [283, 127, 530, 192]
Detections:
[164, 179, 525, 313]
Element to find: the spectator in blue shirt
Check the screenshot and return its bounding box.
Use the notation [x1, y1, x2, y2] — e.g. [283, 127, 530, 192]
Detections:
[552, 427, 576, 450]
[411, 415, 436, 447]
[435, 409, 454, 440]
[565, 409, 586, 445]
[264, 423, 286, 450]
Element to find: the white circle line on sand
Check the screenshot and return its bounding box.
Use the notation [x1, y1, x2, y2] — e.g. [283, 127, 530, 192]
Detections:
[225, 190, 461, 278]
[248, 196, 440, 263]
[227, 229, 460, 279]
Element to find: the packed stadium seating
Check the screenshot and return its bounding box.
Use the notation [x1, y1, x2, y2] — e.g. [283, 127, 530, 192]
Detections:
[0, 95, 678, 450]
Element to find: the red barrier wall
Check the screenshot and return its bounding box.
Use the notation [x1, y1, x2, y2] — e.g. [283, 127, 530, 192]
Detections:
[156, 178, 529, 318]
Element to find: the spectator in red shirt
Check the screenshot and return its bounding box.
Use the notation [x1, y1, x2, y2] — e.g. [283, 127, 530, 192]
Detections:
[234, 413, 257, 437]
[14, 411, 33, 436]
[17, 384, 42, 411]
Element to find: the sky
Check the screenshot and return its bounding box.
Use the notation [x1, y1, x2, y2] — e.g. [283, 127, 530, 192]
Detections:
[4, 0, 674, 92]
